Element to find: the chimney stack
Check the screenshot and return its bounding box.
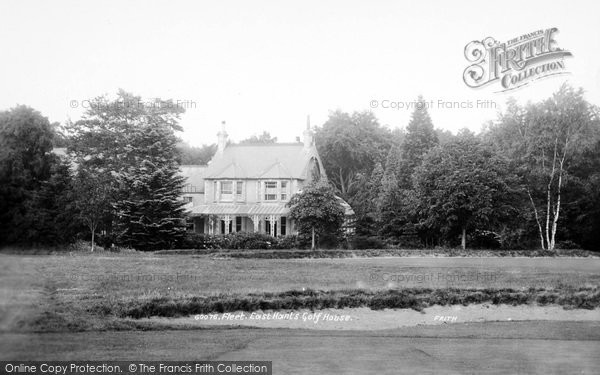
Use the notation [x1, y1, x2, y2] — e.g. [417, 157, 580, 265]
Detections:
[217, 121, 228, 155]
[303, 115, 313, 150]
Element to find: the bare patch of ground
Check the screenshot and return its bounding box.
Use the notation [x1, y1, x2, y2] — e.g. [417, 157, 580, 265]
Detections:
[141, 304, 600, 330]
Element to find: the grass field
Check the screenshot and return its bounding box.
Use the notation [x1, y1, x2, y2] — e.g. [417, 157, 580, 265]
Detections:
[1, 251, 599, 332]
[1, 251, 599, 373]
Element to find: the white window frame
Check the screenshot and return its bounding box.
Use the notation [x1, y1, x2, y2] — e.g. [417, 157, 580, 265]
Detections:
[220, 181, 233, 201]
[236, 181, 244, 201]
[280, 181, 289, 201]
[264, 181, 278, 201]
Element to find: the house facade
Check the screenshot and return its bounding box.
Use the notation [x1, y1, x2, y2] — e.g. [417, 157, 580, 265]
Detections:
[181, 122, 353, 236]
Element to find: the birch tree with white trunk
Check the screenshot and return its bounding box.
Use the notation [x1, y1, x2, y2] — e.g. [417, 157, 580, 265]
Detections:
[495, 85, 597, 250]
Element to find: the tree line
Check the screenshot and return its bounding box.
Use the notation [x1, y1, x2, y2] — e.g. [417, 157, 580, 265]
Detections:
[316, 85, 600, 250]
[0, 84, 598, 251]
[0, 90, 188, 250]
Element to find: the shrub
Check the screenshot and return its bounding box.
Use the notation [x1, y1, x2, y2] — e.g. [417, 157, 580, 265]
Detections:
[226, 232, 274, 249]
[179, 232, 210, 249]
[273, 235, 300, 249]
[470, 230, 502, 249]
[177, 231, 299, 250]
[350, 235, 385, 249]
[556, 240, 580, 250]
[96, 233, 117, 249]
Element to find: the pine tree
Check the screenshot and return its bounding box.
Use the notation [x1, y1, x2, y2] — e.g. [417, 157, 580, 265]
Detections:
[384, 144, 403, 182]
[28, 156, 79, 245]
[399, 95, 438, 188]
[68, 90, 188, 250]
[376, 165, 406, 241]
[114, 122, 187, 251]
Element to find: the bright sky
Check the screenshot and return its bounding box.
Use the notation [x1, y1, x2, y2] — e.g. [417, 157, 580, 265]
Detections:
[1, 0, 599, 146]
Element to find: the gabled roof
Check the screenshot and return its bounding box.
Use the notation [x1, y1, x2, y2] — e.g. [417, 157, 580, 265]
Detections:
[203, 143, 321, 180]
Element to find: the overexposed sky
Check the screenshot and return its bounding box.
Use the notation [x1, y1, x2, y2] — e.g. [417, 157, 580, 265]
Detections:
[1, 0, 599, 146]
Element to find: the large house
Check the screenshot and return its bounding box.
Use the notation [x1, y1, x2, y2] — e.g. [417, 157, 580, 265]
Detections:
[181, 122, 353, 236]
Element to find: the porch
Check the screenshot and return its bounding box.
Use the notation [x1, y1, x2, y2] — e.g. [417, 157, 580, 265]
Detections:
[188, 203, 295, 236]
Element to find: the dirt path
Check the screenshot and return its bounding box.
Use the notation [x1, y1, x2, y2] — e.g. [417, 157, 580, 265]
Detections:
[141, 304, 600, 330]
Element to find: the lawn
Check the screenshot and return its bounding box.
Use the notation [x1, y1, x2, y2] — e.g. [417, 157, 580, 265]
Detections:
[1, 252, 599, 332]
[1, 251, 599, 372]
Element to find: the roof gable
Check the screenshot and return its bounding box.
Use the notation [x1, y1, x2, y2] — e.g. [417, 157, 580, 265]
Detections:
[204, 143, 322, 180]
[258, 161, 294, 179]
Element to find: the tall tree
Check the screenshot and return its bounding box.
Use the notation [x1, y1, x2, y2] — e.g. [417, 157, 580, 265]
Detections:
[414, 131, 520, 249]
[0, 106, 56, 244]
[398, 95, 438, 188]
[353, 162, 384, 218]
[27, 157, 79, 245]
[315, 110, 391, 199]
[376, 166, 404, 240]
[72, 169, 112, 251]
[488, 85, 598, 250]
[67, 90, 188, 250]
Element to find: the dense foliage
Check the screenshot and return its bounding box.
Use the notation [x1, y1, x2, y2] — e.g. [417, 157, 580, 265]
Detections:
[287, 179, 345, 250]
[1, 84, 598, 251]
[315, 88, 600, 251]
[179, 232, 300, 250]
[0, 106, 79, 245]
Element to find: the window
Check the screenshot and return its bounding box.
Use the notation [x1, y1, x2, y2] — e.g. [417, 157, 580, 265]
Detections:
[280, 217, 286, 236]
[236, 216, 242, 232]
[183, 196, 193, 203]
[236, 181, 243, 199]
[220, 181, 233, 201]
[280, 181, 288, 201]
[221, 181, 233, 194]
[264, 181, 277, 201]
